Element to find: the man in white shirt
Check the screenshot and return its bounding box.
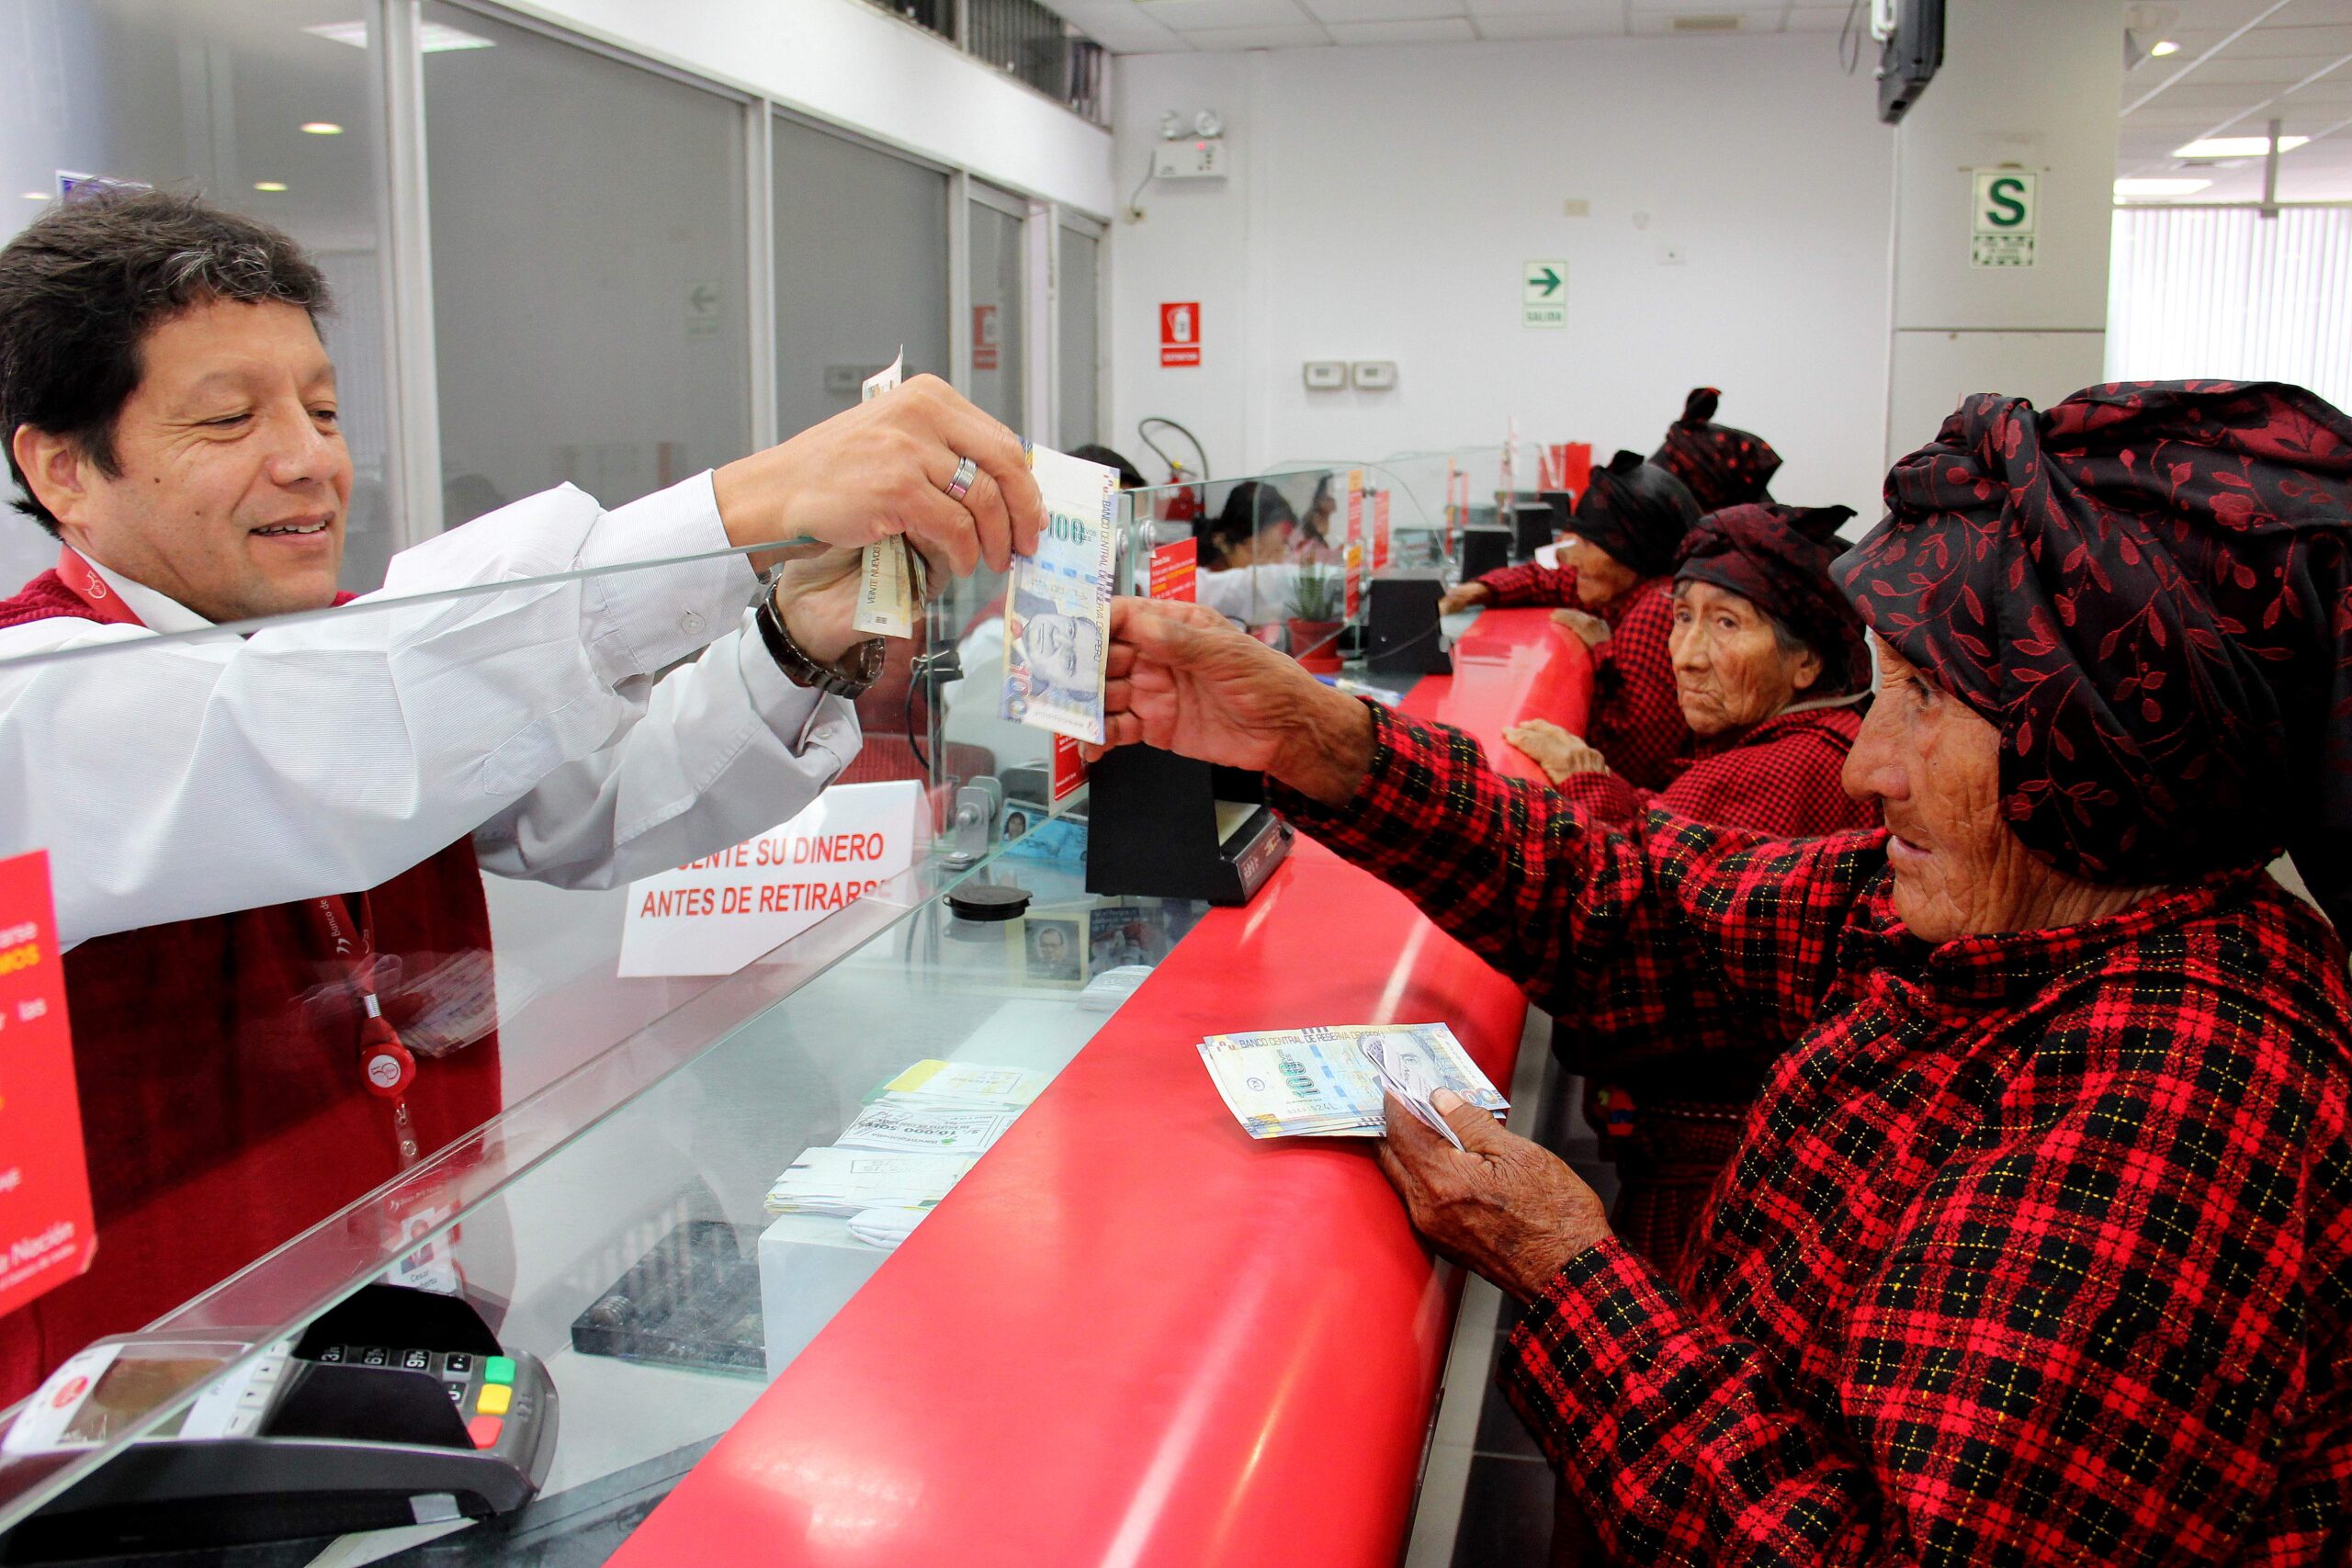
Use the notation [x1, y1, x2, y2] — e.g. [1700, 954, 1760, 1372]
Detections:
[0, 189, 1042, 1397]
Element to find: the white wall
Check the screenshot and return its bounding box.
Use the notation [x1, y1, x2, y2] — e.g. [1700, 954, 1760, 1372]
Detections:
[1108, 36, 1896, 516]
[510, 0, 1115, 214]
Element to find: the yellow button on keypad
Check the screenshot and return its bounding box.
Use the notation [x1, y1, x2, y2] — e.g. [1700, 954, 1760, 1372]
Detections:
[476, 1383, 513, 1416]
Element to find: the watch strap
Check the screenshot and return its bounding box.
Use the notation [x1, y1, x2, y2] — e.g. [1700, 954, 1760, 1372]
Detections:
[757, 593, 885, 697]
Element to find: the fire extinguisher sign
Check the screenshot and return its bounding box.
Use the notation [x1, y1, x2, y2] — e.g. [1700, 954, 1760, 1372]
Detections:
[1159, 301, 1201, 367]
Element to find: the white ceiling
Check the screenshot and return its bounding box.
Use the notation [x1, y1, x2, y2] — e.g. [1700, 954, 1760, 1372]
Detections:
[2117, 1, 2352, 200]
[1044, 0, 1856, 56]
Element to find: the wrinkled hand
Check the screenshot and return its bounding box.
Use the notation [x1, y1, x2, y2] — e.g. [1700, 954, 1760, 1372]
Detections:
[713, 373, 1043, 578]
[1502, 719, 1607, 785]
[1082, 597, 1374, 807]
[1551, 608, 1611, 648]
[1375, 1089, 1611, 1303]
[1438, 582, 1491, 615]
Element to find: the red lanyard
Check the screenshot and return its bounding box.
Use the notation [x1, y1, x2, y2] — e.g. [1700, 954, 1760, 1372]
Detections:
[52, 547, 421, 1148]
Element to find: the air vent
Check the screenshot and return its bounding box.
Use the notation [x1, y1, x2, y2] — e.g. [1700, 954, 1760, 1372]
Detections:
[1669, 14, 1742, 31]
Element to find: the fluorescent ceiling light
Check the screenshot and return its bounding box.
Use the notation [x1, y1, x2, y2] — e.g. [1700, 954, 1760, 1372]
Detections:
[19, 192, 46, 201]
[2173, 134, 2310, 159]
[2150, 39, 2179, 56]
[304, 20, 492, 51]
[253, 181, 288, 192]
[300, 121, 343, 136]
[2115, 176, 2211, 197]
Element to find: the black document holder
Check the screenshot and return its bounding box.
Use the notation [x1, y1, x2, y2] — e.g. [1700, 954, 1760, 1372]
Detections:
[1366, 578, 1452, 677]
[1460, 527, 1510, 581]
[1086, 746, 1294, 906]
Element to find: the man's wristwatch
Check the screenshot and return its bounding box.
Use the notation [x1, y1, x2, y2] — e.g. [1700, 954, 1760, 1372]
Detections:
[756, 592, 885, 697]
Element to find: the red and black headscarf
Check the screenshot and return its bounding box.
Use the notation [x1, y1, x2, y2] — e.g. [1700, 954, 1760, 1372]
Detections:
[1836, 381, 2352, 928]
[1677, 503, 1869, 696]
[1573, 449, 1702, 580]
[1653, 388, 1782, 513]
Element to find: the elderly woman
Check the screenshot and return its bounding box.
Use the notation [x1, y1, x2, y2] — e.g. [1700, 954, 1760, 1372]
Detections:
[1653, 385, 1781, 513]
[1441, 450, 1702, 788]
[1089, 381, 2352, 1563]
[1505, 502, 1875, 836]
[1501, 502, 1881, 1275]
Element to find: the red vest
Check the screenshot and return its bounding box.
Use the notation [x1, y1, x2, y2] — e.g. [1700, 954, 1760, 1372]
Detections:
[0, 571, 502, 1403]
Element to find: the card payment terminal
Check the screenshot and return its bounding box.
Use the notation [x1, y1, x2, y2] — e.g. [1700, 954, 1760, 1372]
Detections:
[0, 1285, 555, 1559]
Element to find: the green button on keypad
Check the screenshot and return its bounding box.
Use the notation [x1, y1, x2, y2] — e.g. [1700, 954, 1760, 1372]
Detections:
[483, 1356, 515, 1386]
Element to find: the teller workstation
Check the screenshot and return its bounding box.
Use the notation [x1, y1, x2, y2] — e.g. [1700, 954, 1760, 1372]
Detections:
[0, 454, 1592, 1567]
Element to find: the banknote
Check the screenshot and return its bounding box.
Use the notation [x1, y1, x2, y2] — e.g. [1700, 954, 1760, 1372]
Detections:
[853, 349, 918, 638]
[1362, 1033, 1464, 1149]
[1195, 1023, 1506, 1141]
[1001, 445, 1119, 744]
[834, 1100, 1015, 1155]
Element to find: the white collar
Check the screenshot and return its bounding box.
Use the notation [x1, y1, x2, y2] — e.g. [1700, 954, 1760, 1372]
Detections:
[79, 556, 213, 634]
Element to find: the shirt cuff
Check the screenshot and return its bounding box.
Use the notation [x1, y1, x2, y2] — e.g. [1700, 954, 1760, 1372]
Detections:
[1555, 769, 1642, 823]
[1499, 1238, 1713, 1518]
[1262, 699, 1416, 854]
[578, 470, 763, 682]
[730, 608, 862, 764]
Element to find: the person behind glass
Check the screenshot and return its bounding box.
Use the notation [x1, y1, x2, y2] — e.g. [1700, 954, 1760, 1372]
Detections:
[1502, 501, 1881, 1279]
[0, 191, 1044, 1402]
[1286, 473, 1342, 565]
[1084, 380, 2352, 1565]
[1193, 479, 1300, 628]
[1442, 451, 1702, 789]
[1067, 443, 1147, 492]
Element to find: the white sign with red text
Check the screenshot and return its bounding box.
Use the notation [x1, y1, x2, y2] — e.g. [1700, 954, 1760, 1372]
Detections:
[616, 781, 922, 977]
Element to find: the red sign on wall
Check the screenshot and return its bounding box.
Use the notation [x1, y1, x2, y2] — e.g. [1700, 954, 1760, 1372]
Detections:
[1148, 537, 1198, 603]
[0, 851, 96, 1320]
[973, 304, 1001, 372]
[1159, 301, 1200, 367]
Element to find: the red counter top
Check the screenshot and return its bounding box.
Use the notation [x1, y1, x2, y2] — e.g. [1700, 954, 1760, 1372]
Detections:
[614, 609, 1590, 1568]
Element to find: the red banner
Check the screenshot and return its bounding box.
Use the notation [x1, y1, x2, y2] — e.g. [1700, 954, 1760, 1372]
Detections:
[0, 851, 95, 1319]
[1148, 538, 1198, 603]
[1344, 470, 1364, 621]
[1372, 491, 1392, 570]
[1052, 736, 1089, 804]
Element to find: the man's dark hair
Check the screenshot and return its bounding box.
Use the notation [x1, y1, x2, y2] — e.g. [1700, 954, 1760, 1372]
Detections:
[0, 188, 331, 535]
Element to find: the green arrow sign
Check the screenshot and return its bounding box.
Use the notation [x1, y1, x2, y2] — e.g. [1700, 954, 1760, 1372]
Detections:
[1522, 259, 1567, 328]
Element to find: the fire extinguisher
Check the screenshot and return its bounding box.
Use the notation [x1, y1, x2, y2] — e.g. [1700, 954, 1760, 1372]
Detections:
[1137, 417, 1207, 525]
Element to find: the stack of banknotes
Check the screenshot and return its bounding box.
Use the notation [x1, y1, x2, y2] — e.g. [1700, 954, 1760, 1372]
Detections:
[850, 349, 1120, 745]
[1196, 1023, 1507, 1149]
[763, 1057, 1046, 1216]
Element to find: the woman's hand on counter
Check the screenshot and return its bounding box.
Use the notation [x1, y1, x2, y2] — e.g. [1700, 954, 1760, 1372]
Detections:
[1375, 1090, 1611, 1304]
[1084, 597, 1374, 807]
[1550, 607, 1611, 648]
[1438, 581, 1490, 615]
[1502, 719, 1607, 786]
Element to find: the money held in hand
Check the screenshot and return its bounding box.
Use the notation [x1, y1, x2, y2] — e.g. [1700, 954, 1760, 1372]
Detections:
[1002, 446, 1119, 744]
[853, 349, 920, 639]
[1195, 1023, 1507, 1141]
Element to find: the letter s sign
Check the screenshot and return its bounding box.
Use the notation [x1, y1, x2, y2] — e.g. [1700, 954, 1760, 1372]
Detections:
[1985, 176, 2029, 228]
[1971, 169, 2038, 235]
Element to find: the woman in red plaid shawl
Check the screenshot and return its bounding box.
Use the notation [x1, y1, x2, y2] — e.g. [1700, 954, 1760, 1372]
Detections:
[1442, 450, 1703, 787]
[1505, 501, 1882, 1279]
[1091, 380, 2352, 1565]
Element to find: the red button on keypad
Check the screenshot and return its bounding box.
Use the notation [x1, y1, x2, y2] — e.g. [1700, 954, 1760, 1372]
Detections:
[466, 1415, 504, 1449]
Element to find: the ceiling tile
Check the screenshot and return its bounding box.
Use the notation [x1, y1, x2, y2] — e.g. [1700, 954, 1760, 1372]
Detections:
[1465, 0, 1623, 19]
[1784, 6, 1857, 31]
[1300, 0, 1467, 20]
[1179, 21, 1333, 45]
[1138, 0, 1317, 30]
[1050, 0, 1195, 50]
[1325, 16, 1478, 39]
[1465, 8, 1625, 34]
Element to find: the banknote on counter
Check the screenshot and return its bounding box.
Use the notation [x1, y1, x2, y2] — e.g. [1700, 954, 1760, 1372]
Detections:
[1001, 445, 1119, 744]
[852, 349, 922, 638]
[1195, 1023, 1507, 1141]
[764, 1147, 977, 1217]
[834, 1100, 1015, 1156]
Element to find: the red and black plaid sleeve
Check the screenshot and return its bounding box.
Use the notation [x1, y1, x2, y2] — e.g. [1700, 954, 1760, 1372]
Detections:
[1475, 561, 1579, 607]
[1269, 704, 1878, 1048]
[1588, 586, 1691, 790]
[1500, 878, 2352, 1565]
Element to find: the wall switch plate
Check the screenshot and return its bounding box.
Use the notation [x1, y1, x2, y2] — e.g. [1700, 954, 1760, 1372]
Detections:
[1153, 139, 1227, 180]
[1303, 360, 1347, 390]
[1350, 360, 1397, 390]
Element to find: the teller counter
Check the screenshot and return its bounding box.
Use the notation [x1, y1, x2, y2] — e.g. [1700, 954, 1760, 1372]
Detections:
[0, 604, 1588, 1565]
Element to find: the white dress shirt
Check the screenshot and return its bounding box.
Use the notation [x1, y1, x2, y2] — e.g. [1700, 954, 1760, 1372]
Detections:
[0, 473, 861, 946]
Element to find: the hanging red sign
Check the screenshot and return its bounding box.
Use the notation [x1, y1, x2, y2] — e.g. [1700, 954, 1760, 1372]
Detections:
[1372, 490, 1392, 570]
[0, 851, 96, 1320]
[1159, 301, 1201, 367]
[1148, 537, 1198, 603]
[973, 304, 1001, 371]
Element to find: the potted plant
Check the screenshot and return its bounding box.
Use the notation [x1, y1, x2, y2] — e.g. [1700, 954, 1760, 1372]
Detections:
[1285, 567, 1346, 673]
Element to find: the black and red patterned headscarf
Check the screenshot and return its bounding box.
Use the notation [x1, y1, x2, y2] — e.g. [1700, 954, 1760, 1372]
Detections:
[1573, 449, 1702, 579]
[1677, 503, 1869, 696]
[1654, 388, 1782, 513]
[1836, 381, 2352, 927]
